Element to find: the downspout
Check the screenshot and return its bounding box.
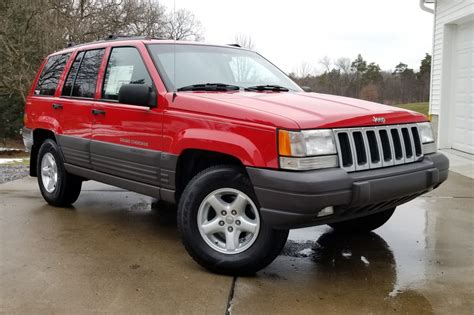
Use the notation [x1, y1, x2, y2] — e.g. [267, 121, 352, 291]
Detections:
[419, 0, 434, 14]
[420, 0, 436, 129]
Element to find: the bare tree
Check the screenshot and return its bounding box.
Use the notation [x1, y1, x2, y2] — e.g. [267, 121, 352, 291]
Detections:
[0, 0, 205, 141]
[294, 62, 314, 79]
[335, 57, 351, 74]
[233, 34, 255, 50]
[319, 56, 331, 73]
[166, 8, 204, 41]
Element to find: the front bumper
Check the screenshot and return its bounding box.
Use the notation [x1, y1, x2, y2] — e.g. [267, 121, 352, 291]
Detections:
[247, 152, 449, 229]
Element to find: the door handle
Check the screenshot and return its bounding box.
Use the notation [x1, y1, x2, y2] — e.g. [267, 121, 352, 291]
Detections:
[52, 103, 63, 110]
[92, 109, 106, 115]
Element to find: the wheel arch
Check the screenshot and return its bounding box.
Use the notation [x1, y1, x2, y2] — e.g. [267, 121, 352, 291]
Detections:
[174, 148, 247, 203]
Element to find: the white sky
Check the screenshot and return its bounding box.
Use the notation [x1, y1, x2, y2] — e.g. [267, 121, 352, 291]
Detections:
[161, 0, 434, 74]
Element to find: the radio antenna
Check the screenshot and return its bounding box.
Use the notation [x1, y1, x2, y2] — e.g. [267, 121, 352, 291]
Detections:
[172, 0, 177, 101]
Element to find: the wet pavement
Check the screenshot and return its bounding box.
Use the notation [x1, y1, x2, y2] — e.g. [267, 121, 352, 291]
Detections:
[1, 172, 473, 314]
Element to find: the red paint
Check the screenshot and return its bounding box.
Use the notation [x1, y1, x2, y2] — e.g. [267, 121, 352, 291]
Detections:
[25, 40, 428, 169]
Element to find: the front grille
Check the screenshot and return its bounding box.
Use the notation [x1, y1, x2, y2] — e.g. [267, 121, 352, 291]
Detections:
[334, 124, 423, 172]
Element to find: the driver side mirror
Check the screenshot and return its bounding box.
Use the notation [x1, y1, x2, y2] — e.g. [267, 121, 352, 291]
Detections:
[301, 86, 312, 92]
[118, 84, 155, 107]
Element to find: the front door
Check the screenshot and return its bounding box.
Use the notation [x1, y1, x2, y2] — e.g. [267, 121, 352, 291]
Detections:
[91, 46, 163, 186]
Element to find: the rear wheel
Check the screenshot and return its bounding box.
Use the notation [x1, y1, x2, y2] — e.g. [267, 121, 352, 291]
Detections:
[37, 139, 82, 207]
[178, 165, 288, 275]
[329, 207, 396, 233]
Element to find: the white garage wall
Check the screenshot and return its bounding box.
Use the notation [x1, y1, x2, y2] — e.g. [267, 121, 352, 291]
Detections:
[429, 0, 473, 116]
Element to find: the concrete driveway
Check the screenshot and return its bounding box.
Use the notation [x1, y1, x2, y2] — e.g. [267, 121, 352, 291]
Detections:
[1, 172, 473, 314]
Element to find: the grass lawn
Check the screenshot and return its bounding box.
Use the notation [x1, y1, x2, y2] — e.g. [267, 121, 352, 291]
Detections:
[395, 102, 429, 116]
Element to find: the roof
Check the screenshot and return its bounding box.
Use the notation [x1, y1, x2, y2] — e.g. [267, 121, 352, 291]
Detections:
[50, 36, 249, 56]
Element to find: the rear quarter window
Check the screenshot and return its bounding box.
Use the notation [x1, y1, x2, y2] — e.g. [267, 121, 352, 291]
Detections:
[35, 53, 71, 96]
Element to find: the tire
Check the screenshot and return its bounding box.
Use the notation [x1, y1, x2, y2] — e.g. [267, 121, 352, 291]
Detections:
[37, 139, 82, 207]
[329, 207, 396, 233]
[178, 165, 289, 275]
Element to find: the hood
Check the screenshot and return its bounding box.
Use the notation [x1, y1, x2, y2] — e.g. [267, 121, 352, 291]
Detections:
[182, 91, 427, 129]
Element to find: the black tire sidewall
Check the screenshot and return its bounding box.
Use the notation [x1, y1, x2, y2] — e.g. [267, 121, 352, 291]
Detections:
[178, 166, 288, 274]
[37, 139, 68, 205]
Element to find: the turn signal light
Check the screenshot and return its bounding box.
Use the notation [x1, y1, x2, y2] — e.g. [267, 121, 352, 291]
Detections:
[278, 130, 292, 156]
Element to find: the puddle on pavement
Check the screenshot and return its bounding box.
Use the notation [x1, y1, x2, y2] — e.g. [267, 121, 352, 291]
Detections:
[283, 198, 433, 298]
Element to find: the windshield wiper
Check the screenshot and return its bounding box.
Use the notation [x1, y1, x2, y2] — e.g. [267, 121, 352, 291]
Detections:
[177, 83, 241, 92]
[245, 85, 289, 92]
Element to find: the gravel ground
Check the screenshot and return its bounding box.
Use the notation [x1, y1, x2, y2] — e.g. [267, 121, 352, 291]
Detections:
[0, 165, 30, 184]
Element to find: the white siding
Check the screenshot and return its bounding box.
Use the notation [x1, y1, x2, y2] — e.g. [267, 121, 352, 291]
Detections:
[429, 0, 474, 115]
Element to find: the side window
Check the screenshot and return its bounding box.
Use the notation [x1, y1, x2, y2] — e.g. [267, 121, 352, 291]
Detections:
[62, 49, 104, 98]
[62, 51, 84, 96]
[35, 53, 71, 96]
[102, 47, 152, 101]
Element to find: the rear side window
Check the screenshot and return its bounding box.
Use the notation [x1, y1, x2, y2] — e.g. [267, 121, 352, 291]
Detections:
[102, 47, 152, 101]
[35, 53, 71, 96]
[62, 52, 84, 96]
[62, 49, 104, 98]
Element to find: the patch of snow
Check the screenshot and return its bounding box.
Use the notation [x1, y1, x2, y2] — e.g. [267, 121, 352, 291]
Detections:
[0, 158, 24, 165]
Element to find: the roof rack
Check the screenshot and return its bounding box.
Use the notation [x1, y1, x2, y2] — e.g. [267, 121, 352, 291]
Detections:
[63, 34, 164, 49]
[104, 34, 164, 41]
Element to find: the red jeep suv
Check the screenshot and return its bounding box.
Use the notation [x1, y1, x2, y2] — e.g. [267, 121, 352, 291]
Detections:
[23, 37, 449, 275]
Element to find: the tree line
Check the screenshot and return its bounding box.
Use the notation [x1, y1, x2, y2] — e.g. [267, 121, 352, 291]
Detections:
[0, 0, 203, 144]
[289, 53, 431, 105]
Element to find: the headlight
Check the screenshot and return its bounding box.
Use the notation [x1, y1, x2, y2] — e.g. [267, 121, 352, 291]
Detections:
[278, 129, 338, 170]
[417, 122, 436, 154]
[417, 122, 435, 143]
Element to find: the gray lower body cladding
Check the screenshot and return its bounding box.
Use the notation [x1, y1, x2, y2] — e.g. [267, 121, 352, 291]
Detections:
[56, 135, 178, 203]
[246, 152, 449, 229]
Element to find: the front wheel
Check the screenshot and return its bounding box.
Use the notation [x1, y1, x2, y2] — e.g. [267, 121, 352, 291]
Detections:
[178, 165, 288, 275]
[329, 207, 396, 233]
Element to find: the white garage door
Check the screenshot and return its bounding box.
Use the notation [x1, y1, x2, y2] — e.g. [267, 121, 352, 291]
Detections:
[452, 20, 474, 154]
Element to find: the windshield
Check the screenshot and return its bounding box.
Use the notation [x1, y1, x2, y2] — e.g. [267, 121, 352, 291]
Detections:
[147, 44, 302, 92]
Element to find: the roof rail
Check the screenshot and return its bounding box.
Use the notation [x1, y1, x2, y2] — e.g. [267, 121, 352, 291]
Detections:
[227, 44, 241, 48]
[104, 34, 137, 40]
[62, 35, 166, 50]
[104, 34, 164, 41]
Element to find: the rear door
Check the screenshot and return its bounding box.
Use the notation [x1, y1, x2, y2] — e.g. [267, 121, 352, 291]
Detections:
[90, 46, 163, 186]
[57, 48, 105, 169]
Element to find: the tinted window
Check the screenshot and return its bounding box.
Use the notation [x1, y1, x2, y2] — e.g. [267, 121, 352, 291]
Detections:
[62, 51, 84, 96]
[102, 47, 152, 100]
[35, 53, 71, 96]
[62, 49, 104, 98]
